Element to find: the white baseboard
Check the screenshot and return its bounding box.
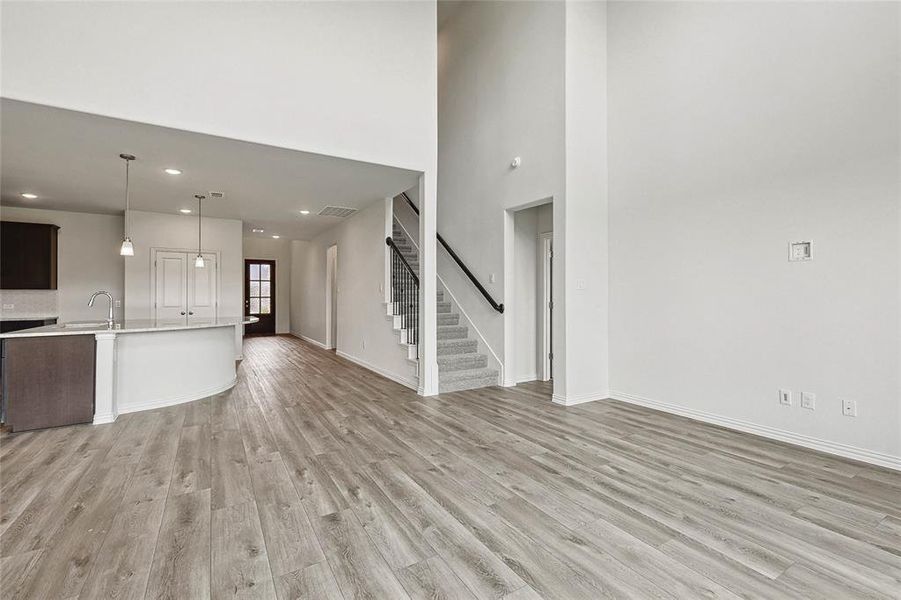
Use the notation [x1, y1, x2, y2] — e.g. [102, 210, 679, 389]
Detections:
[552, 390, 609, 406]
[117, 378, 237, 416]
[292, 332, 329, 350]
[336, 350, 418, 391]
[515, 373, 539, 384]
[93, 413, 117, 425]
[610, 390, 901, 472]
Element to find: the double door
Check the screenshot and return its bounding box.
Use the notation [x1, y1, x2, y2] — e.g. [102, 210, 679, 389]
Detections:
[154, 251, 218, 320]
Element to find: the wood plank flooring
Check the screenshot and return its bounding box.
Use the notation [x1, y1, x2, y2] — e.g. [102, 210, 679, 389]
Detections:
[1, 335, 899, 599]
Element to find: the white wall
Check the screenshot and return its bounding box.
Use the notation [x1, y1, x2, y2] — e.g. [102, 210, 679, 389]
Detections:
[289, 240, 310, 339]
[124, 210, 242, 320]
[292, 201, 417, 386]
[0, 1, 437, 174]
[557, 0, 610, 404]
[0, 206, 124, 321]
[608, 2, 900, 460]
[438, 0, 565, 372]
[243, 237, 291, 334]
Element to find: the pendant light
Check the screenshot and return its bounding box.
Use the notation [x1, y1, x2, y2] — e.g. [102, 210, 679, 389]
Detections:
[194, 194, 205, 268]
[119, 153, 136, 256]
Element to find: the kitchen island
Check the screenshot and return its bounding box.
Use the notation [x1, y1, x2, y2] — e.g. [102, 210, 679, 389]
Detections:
[1, 316, 257, 428]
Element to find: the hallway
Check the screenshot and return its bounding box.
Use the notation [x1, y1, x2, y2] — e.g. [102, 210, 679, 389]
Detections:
[1, 336, 898, 599]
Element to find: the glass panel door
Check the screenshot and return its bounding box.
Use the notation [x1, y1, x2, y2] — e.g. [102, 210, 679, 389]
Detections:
[247, 262, 271, 315]
[245, 259, 276, 335]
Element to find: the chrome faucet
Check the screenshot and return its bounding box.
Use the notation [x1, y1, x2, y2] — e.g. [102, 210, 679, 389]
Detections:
[88, 291, 115, 327]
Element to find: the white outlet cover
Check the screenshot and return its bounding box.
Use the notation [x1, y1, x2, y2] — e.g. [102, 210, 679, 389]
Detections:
[789, 240, 812, 262]
[801, 392, 816, 410]
[841, 399, 858, 417]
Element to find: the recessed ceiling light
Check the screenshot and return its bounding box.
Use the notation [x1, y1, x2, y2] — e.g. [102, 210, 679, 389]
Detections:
[179, 208, 192, 214]
[21, 192, 38, 199]
[299, 209, 310, 215]
[252, 228, 264, 233]
[164, 168, 182, 175]
[272, 235, 280, 239]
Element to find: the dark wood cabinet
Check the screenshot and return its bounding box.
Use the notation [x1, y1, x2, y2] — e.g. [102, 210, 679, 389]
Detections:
[2, 335, 95, 432]
[1, 221, 59, 289]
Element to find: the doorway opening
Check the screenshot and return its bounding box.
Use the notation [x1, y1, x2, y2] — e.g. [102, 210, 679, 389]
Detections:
[325, 244, 338, 350]
[244, 259, 276, 335]
[505, 200, 554, 385]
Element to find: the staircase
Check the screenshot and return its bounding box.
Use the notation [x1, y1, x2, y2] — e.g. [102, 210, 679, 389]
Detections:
[390, 221, 499, 393]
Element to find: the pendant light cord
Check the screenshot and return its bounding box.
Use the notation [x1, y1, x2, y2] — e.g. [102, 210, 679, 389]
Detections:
[195, 194, 205, 258]
[125, 159, 129, 237]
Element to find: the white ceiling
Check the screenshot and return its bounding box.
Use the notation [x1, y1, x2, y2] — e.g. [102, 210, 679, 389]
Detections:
[0, 99, 419, 240]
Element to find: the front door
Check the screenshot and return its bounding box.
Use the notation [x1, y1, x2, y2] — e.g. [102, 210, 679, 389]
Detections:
[245, 259, 275, 335]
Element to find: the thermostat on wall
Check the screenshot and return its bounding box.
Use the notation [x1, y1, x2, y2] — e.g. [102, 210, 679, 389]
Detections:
[789, 240, 812, 262]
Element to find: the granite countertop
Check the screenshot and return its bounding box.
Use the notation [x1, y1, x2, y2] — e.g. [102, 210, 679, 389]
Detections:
[0, 316, 259, 338]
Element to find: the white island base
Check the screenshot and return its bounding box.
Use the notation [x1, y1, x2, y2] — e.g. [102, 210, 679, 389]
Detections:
[94, 324, 244, 423]
[0, 316, 257, 425]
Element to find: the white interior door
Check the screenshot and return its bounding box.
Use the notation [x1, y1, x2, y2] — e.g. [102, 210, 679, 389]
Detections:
[539, 233, 553, 381]
[188, 253, 218, 318]
[325, 244, 338, 349]
[155, 251, 187, 319]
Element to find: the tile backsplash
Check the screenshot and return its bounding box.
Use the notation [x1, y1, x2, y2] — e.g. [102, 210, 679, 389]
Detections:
[0, 290, 59, 318]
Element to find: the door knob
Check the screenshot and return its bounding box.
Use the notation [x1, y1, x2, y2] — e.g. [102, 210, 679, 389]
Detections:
[188, 311, 194, 315]
[180, 311, 186, 315]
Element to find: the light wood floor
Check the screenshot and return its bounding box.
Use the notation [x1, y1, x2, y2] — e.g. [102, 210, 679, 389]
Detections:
[1, 336, 899, 599]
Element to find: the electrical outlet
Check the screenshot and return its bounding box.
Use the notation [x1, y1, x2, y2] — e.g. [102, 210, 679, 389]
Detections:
[841, 399, 858, 417]
[779, 389, 792, 406]
[788, 240, 813, 262]
[362, 339, 367, 350]
[114, 299, 122, 308]
[801, 392, 816, 410]
[2, 303, 14, 310]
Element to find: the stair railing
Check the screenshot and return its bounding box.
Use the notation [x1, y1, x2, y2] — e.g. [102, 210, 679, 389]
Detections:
[385, 236, 419, 355]
[399, 192, 504, 314]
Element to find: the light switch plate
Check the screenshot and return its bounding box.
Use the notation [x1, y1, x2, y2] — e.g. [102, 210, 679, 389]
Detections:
[779, 389, 792, 406]
[789, 240, 812, 262]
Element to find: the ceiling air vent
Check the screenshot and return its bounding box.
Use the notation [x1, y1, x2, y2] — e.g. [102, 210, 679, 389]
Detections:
[208, 191, 225, 200]
[318, 206, 358, 218]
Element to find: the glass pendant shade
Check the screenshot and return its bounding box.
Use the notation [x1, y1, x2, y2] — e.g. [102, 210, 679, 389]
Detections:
[195, 254, 205, 268]
[120, 237, 135, 256]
